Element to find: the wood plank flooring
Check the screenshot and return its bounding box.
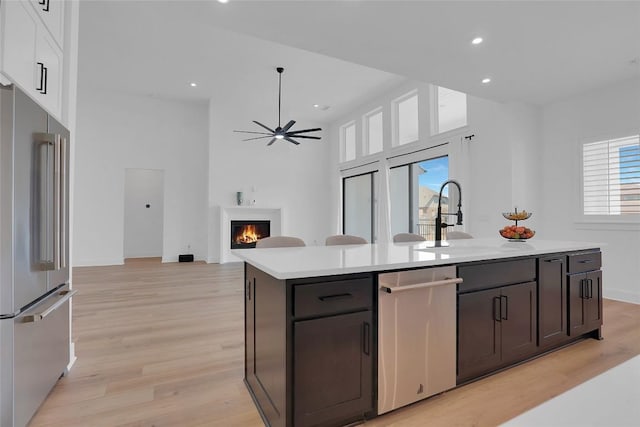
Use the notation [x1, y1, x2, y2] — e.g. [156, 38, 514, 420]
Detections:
[29, 260, 640, 427]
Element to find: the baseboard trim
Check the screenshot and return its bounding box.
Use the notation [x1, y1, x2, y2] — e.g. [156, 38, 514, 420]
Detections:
[72, 258, 124, 267]
[604, 289, 640, 304]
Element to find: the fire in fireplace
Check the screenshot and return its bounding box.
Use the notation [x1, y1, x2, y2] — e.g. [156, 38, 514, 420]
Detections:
[230, 220, 270, 249]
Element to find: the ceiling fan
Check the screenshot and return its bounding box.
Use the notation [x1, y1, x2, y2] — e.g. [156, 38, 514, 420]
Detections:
[234, 67, 322, 146]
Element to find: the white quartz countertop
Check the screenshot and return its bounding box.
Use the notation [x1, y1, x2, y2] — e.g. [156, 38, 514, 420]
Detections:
[232, 238, 602, 280]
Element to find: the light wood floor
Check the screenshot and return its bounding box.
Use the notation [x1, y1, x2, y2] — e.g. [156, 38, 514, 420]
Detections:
[30, 260, 640, 427]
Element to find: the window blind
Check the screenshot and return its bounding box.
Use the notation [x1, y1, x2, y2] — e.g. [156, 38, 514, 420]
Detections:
[583, 135, 640, 215]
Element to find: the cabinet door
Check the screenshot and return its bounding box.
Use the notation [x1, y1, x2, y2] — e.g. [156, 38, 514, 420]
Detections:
[457, 288, 501, 382]
[29, 0, 65, 47]
[501, 282, 538, 365]
[568, 273, 588, 336]
[1, 0, 38, 89]
[294, 310, 373, 427]
[585, 270, 603, 331]
[538, 256, 568, 348]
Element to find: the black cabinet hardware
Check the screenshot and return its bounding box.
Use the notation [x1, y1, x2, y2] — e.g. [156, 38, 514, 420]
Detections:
[544, 258, 563, 263]
[36, 62, 48, 95]
[363, 322, 370, 355]
[318, 293, 353, 302]
[501, 295, 508, 320]
[493, 296, 501, 322]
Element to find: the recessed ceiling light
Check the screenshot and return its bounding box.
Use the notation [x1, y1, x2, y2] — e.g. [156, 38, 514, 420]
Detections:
[217, 0, 229, 4]
[313, 104, 330, 111]
[482, 78, 491, 84]
[472, 37, 483, 45]
[189, 82, 197, 87]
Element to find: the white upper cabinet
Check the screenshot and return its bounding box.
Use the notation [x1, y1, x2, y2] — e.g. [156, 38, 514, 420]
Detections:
[0, 0, 65, 119]
[29, 0, 65, 48]
[1, 0, 38, 90]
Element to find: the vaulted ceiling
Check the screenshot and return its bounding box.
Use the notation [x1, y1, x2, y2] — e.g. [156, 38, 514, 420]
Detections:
[79, 1, 640, 124]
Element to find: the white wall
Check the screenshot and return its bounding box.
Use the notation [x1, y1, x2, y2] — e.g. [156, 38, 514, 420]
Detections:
[74, 89, 208, 265]
[540, 77, 640, 303]
[207, 98, 332, 263]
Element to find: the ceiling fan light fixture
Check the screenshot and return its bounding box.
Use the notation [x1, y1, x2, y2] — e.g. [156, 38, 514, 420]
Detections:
[233, 67, 323, 146]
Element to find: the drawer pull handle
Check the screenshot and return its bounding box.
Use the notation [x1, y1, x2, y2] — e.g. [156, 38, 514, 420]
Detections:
[578, 259, 594, 264]
[22, 290, 77, 323]
[544, 258, 563, 263]
[318, 293, 352, 302]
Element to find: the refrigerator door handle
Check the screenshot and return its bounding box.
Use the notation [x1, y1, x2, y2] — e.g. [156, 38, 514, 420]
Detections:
[34, 132, 56, 270]
[21, 290, 77, 323]
[60, 134, 67, 269]
[53, 133, 61, 270]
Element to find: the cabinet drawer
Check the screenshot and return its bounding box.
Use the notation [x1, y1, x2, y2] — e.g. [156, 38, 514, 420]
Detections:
[457, 259, 536, 293]
[567, 251, 601, 274]
[294, 278, 372, 318]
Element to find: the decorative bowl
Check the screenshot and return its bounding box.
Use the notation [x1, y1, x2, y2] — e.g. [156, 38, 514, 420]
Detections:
[499, 226, 535, 241]
[502, 211, 532, 221]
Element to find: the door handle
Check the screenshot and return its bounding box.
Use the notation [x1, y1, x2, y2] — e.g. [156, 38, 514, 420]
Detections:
[53, 134, 61, 270]
[493, 297, 501, 322]
[501, 295, 508, 320]
[588, 278, 593, 299]
[363, 322, 371, 356]
[579, 279, 585, 299]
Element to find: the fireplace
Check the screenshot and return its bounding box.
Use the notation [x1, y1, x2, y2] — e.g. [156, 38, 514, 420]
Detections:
[230, 220, 271, 249]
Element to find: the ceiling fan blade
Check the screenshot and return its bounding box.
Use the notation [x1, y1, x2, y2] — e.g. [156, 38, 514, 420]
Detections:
[233, 130, 273, 135]
[253, 120, 275, 133]
[282, 120, 296, 132]
[285, 134, 321, 140]
[284, 136, 301, 145]
[267, 138, 277, 146]
[243, 135, 273, 141]
[288, 127, 322, 135]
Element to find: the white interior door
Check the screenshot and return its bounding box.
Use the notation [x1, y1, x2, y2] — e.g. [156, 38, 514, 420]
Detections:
[124, 169, 164, 258]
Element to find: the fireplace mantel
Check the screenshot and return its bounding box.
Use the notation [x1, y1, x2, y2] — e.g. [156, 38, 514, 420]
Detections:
[219, 206, 283, 263]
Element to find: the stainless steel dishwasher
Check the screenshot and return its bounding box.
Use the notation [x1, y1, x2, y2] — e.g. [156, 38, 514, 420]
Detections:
[377, 266, 461, 414]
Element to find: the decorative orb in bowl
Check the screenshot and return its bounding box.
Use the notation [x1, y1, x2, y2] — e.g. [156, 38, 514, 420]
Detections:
[499, 225, 535, 241]
[502, 210, 532, 221]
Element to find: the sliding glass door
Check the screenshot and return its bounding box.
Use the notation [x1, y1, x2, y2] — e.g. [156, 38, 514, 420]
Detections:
[389, 156, 449, 240]
[343, 172, 377, 242]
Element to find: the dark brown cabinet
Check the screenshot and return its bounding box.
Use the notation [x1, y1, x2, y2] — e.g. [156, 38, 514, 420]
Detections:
[244, 263, 373, 427]
[567, 251, 603, 337]
[293, 310, 372, 427]
[537, 255, 568, 348]
[457, 281, 537, 382]
[568, 269, 602, 336]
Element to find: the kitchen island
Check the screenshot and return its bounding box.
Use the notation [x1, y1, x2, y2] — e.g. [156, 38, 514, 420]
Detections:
[234, 238, 604, 427]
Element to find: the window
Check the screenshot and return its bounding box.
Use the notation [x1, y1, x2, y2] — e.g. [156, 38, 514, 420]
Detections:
[364, 109, 383, 154]
[389, 156, 449, 239]
[432, 86, 467, 135]
[582, 135, 640, 216]
[343, 172, 377, 242]
[393, 91, 419, 146]
[341, 122, 356, 162]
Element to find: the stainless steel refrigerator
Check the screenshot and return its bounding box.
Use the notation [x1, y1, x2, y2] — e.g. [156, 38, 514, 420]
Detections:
[0, 84, 75, 427]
